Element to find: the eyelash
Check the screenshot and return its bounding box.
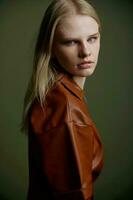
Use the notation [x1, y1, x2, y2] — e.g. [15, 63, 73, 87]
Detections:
[88, 36, 98, 43]
[64, 40, 77, 46]
[64, 36, 98, 46]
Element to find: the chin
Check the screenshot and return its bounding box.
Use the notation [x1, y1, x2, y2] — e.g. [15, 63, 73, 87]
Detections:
[78, 68, 96, 77]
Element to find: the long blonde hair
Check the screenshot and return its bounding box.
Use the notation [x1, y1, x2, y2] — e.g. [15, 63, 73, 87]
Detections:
[21, 0, 101, 132]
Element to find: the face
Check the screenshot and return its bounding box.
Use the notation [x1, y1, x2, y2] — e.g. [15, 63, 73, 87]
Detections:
[52, 14, 100, 77]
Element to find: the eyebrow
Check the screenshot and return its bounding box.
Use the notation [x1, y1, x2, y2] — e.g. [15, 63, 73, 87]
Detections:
[88, 32, 100, 37]
[60, 32, 100, 41]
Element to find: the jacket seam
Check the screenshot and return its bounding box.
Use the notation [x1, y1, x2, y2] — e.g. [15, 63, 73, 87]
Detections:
[42, 120, 91, 133]
[65, 91, 72, 123]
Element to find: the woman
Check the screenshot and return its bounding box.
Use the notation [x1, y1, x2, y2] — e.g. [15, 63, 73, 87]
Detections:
[22, 0, 104, 199]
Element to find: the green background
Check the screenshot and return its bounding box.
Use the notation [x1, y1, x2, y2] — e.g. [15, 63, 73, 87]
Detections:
[0, 0, 132, 199]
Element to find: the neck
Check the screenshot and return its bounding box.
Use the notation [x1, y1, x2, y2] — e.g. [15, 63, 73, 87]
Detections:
[72, 76, 86, 89]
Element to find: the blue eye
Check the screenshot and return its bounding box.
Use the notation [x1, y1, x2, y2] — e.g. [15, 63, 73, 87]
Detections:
[88, 37, 97, 43]
[64, 40, 77, 46]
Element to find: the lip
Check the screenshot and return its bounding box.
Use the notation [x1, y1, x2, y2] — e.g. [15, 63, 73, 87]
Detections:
[78, 61, 94, 69]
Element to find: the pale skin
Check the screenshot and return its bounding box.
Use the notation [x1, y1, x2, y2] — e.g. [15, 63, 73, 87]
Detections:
[53, 14, 100, 89]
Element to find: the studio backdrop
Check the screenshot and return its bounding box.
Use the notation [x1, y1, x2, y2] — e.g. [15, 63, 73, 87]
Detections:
[0, 0, 132, 199]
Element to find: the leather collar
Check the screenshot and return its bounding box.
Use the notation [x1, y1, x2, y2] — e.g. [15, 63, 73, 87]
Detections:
[57, 73, 84, 100]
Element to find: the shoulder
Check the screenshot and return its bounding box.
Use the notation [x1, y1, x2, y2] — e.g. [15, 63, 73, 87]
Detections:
[30, 82, 71, 134]
[29, 74, 90, 134]
[46, 79, 69, 109]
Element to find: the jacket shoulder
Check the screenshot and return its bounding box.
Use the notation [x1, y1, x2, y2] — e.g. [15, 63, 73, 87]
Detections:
[30, 84, 71, 134]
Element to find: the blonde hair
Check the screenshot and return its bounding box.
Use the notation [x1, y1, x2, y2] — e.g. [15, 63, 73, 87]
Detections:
[21, 0, 101, 132]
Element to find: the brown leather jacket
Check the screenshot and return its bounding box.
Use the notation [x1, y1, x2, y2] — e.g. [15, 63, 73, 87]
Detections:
[27, 74, 103, 200]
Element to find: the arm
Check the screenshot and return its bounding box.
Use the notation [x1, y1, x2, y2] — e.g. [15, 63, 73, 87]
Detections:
[30, 102, 94, 200]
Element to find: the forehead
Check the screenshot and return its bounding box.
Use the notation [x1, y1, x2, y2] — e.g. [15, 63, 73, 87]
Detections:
[55, 14, 99, 38]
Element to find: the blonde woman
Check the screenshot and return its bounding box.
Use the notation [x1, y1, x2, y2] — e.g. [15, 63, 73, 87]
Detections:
[22, 0, 104, 199]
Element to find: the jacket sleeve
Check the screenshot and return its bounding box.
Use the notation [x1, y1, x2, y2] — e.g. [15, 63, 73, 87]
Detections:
[30, 103, 94, 200]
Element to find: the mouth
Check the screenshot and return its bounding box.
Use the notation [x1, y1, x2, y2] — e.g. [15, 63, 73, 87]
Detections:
[77, 61, 94, 69]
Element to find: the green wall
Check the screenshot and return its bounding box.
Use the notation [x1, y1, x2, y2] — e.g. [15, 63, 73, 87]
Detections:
[0, 0, 132, 199]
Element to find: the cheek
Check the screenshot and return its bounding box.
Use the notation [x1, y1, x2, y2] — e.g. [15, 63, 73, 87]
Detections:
[97, 41, 100, 53]
[55, 48, 74, 64]
[94, 43, 100, 57]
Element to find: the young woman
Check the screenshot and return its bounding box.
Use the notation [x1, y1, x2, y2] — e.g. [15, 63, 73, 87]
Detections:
[22, 0, 104, 199]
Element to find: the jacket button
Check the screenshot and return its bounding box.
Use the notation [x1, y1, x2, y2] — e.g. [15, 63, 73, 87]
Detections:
[82, 182, 87, 189]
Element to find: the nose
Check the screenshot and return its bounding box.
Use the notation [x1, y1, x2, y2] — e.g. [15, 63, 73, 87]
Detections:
[79, 42, 91, 58]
